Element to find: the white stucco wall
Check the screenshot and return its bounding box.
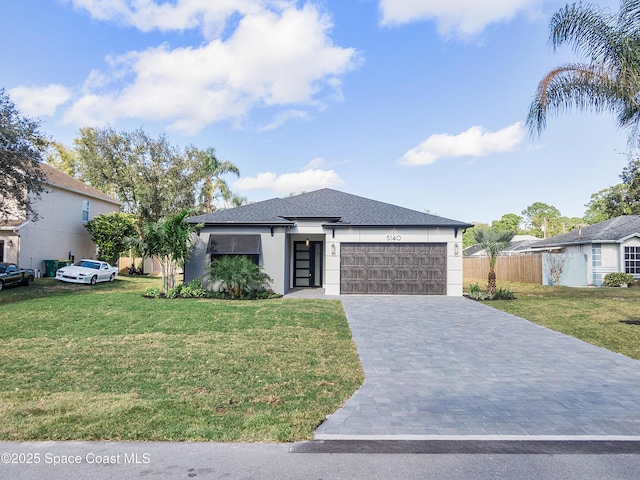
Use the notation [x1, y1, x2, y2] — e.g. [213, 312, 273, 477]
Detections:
[186, 225, 289, 294]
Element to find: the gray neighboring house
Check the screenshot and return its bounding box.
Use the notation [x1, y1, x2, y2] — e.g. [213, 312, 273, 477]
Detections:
[185, 189, 473, 296]
[531, 215, 640, 286]
[464, 235, 540, 257]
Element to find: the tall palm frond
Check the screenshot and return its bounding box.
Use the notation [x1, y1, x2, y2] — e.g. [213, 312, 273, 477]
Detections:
[528, 0, 640, 145]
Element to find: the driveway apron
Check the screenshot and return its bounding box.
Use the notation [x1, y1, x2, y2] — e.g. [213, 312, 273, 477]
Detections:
[314, 296, 640, 438]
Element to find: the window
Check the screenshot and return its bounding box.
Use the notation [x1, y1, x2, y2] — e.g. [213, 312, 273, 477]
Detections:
[82, 200, 90, 222]
[592, 243, 602, 285]
[206, 234, 262, 266]
[625, 246, 640, 275]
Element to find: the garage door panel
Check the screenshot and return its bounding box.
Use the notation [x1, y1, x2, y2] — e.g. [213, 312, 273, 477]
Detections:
[340, 243, 447, 295]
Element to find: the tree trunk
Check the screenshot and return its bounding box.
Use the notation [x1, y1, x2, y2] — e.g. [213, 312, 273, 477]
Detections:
[487, 269, 497, 296]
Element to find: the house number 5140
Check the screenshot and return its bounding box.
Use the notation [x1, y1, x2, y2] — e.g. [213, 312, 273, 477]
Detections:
[386, 235, 401, 241]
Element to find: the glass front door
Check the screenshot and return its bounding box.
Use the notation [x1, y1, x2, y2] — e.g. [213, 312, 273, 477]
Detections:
[294, 241, 323, 287]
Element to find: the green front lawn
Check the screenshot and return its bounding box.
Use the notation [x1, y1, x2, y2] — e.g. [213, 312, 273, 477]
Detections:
[466, 279, 640, 360]
[0, 277, 364, 442]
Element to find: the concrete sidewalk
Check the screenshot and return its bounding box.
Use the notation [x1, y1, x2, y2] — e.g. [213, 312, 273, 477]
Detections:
[312, 296, 640, 442]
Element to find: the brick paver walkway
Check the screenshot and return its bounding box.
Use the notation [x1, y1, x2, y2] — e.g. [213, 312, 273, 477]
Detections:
[314, 296, 640, 439]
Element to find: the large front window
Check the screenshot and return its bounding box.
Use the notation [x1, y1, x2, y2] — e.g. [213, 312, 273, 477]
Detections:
[625, 246, 640, 275]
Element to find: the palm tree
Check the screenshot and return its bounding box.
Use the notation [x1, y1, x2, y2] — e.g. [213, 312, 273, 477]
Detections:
[527, 0, 640, 145]
[209, 255, 272, 299]
[130, 210, 202, 293]
[192, 147, 241, 213]
[472, 227, 515, 295]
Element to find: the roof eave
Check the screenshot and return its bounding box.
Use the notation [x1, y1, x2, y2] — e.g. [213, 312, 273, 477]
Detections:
[45, 181, 122, 206]
[325, 222, 473, 229]
[188, 220, 295, 227]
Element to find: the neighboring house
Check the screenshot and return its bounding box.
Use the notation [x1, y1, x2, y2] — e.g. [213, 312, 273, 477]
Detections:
[185, 189, 473, 296]
[530, 215, 640, 286]
[464, 235, 540, 257]
[0, 163, 121, 273]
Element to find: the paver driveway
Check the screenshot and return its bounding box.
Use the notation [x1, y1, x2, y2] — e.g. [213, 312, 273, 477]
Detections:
[315, 296, 640, 438]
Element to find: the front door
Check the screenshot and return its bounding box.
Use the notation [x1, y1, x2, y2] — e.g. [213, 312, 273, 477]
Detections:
[294, 241, 323, 287]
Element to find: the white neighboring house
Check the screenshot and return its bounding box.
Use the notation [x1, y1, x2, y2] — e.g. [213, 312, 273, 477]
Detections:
[185, 189, 473, 296]
[0, 163, 121, 274]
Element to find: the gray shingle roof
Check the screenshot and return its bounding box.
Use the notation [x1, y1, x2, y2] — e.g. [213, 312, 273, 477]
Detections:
[187, 189, 472, 228]
[533, 215, 640, 247]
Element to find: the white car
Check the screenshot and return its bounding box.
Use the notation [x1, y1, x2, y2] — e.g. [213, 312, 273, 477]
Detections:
[55, 259, 118, 285]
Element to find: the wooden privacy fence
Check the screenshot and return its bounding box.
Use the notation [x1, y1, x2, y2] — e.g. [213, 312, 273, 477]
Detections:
[463, 253, 542, 284]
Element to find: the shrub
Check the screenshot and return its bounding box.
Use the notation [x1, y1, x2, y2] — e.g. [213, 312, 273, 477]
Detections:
[166, 279, 208, 299]
[468, 283, 515, 301]
[469, 282, 481, 295]
[143, 286, 163, 298]
[144, 279, 208, 299]
[209, 255, 273, 299]
[494, 287, 515, 300]
[604, 272, 635, 287]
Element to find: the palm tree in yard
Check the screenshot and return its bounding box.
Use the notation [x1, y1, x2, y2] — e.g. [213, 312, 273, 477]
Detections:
[527, 0, 640, 145]
[472, 227, 515, 296]
[192, 147, 241, 213]
[131, 210, 202, 293]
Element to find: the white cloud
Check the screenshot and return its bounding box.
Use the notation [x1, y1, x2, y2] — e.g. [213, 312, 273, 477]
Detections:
[8, 84, 72, 117]
[378, 0, 548, 37]
[68, 0, 263, 38]
[234, 167, 344, 194]
[59, 3, 360, 133]
[302, 157, 326, 170]
[258, 109, 309, 132]
[399, 122, 525, 166]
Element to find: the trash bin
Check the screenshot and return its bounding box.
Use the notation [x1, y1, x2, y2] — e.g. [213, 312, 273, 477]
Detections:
[43, 260, 59, 277]
[58, 260, 71, 269]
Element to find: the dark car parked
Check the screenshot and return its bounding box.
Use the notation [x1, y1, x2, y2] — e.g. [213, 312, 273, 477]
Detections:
[0, 262, 35, 291]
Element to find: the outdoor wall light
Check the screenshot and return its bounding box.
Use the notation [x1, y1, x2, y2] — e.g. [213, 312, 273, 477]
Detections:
[454, 243, 459, 256]
[305, 238, 309, 246]
[331, 243, 336, 256]
[8, 239, 14, 247]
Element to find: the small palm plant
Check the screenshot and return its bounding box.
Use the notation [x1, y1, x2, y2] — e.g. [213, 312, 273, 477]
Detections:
[209, 255, 273, 299]
[472, 227, 515, 295]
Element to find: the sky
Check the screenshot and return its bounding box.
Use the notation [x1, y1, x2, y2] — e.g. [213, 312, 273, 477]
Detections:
[1, 0, 631, 225]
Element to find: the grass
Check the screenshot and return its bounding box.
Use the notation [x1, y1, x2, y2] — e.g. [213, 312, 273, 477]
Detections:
[465, 278, 640, 360]
[0, 277, 364, 442]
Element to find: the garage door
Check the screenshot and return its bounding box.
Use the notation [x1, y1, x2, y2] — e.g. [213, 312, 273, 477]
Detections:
[340, 243, 447, 295]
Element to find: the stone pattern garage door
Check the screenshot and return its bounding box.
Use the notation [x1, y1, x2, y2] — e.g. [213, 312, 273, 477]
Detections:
[340, 243, 447, 295]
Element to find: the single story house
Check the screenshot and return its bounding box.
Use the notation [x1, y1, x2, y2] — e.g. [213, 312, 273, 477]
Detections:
[0, 163, 121, 273]
[464, 234, 540, 257]
[185, 189, 473, 296]
[530, 215, 640, 286]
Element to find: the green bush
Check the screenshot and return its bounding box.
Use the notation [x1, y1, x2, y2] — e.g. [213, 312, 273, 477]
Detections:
[495, 287, 515, 300]
[604, 272, 635, 287]
[143, 286, 163, 298]
[209, 255, 273, 299]
[145, 279, 208, 299]
[469, 282, 481, 295]
[166, 279, 208, 299]
[468, 283, 515, 301]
